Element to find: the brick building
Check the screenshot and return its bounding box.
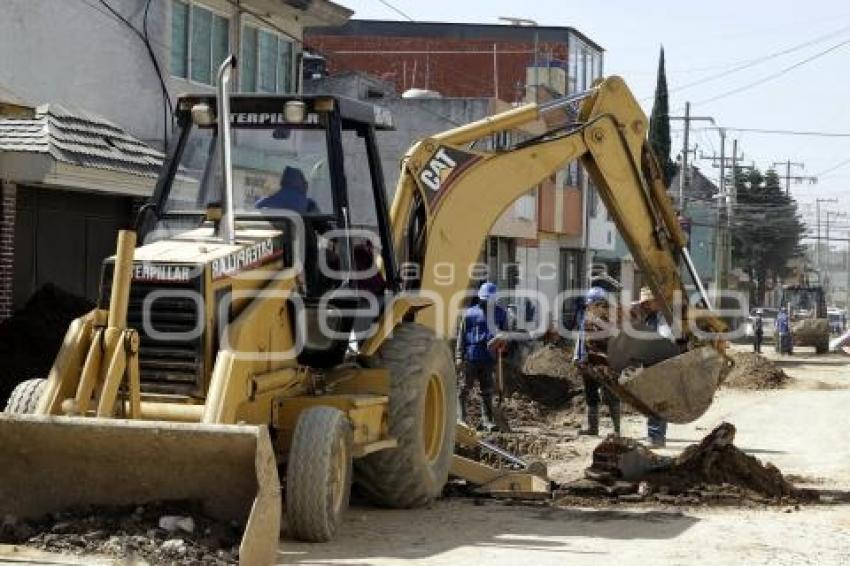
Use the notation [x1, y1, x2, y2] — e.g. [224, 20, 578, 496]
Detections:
[306, 19, 603, 102]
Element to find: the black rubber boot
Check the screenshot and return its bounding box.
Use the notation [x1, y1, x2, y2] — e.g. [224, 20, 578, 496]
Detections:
[609, 400, 622, 437]
[480, 394, 497, 432]
[579, 405, 599, 436]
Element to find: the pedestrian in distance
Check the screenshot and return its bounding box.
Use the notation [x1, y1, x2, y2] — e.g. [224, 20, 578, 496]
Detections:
[776, 307, 792, 356]
[753, 309, 764, 354]
[455, 281, 508, 432]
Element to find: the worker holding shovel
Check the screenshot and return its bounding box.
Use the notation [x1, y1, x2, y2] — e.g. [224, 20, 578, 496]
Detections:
[455, 282, 508, 432]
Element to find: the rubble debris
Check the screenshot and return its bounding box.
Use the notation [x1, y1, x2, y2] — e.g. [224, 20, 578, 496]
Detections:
[158, 515, 195, 534]
[586, 436, 673, 481]
[723, 352, 791, 390]
[504, 344, 583, 407]
[521, 344, 575, 379]
[0, 284, 94, 407]
[0, 502, 239, 565]
[557, 423, 817, 506]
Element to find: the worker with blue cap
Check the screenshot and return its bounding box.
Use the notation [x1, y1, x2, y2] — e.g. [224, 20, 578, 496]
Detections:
[574, 285, 621, 437]
[455, 281, 508, 431]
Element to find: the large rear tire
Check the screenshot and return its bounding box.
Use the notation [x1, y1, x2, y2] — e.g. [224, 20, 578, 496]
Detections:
[285, 406, 353, 542]
[4, 378, 46, 414]
[356, 322, 457, 507]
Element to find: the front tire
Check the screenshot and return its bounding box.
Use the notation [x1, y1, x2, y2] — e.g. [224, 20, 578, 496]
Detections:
[356, 323, 457, 507]
[4, 378, 46, 414]
[285, 406, 353, 542]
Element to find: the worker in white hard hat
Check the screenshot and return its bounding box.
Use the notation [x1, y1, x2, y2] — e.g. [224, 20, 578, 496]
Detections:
[455, 281, 508, 431]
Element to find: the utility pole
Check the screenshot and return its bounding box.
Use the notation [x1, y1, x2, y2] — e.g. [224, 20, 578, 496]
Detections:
[670, 103, 715, 211]
[701, 135, 752, 298]
[816, 198, 839, 269]
[772, 160, 818, 196]
[825, 210, 847, 274]
[844, 232, 850, 310]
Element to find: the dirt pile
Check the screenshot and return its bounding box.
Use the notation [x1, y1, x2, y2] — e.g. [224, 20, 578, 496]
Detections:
[508, 344, 583, 407]
[643, 422, 804, 500]
[0, 502, 239, 565]
[521, 344, 575, 378]
[724, 352, 791, 390]
[558, 423, 815, 506]
[0, 284, 94, 407]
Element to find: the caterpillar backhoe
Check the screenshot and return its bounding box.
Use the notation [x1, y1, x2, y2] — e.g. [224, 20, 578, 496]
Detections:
[0, 57, 729, 563]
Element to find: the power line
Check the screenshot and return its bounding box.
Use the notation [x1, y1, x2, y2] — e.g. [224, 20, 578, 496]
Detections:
[375, 0, 415, 21]
[668, 24, 850, 95]
[691, 126, 850, 138]
[92, 0, 173, 144]
[696, 37, 850, 105]
[815, 157, 850, 177]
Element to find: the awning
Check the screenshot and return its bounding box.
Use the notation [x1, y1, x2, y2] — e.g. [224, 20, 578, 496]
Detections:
[0, 103, 162, 198]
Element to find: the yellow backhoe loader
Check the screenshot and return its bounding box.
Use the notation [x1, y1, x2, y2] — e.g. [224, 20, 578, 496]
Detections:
[0, 57, 728, 563]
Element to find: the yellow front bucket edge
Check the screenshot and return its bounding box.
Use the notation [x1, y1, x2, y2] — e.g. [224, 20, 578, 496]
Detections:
[0, 415, 280, 565]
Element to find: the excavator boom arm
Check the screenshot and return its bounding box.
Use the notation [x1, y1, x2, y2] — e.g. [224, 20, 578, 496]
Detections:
[390, 76, 722, 337]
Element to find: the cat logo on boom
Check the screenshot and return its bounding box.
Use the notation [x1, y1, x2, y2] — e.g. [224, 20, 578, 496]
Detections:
[419, 146, 477, 193]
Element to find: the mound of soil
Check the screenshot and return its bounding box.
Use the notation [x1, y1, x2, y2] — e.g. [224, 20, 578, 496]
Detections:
[559, 423, 816, 506]
[643, 422, 804, 500]
[724, 352, 791, 390]
[0, 284, 93, 407]
[521, 344, 574, 378]
[506, 344, 583, 408]
[0, 502, 239, 565]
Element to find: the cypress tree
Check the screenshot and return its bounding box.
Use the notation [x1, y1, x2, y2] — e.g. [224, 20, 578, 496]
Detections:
[649, 46, 677, 186]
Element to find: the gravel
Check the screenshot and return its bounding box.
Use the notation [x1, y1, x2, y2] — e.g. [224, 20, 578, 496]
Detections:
[0, 502, 240, 565]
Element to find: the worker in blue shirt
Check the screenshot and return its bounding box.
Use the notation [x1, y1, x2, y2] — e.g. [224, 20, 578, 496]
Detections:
[776, 308, 792, 355]
[455, 281, 508, 431]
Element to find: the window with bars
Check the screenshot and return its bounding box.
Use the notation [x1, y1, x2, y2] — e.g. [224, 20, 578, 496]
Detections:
[170, 1, 230, 85]
[241, 25, 294, 93]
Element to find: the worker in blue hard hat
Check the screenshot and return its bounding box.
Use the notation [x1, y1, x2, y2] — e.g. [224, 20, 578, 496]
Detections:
[574, 285, 621, 437]
[455, 281, 508, 431]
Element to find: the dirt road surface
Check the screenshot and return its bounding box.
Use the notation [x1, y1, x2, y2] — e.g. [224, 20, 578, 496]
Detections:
[3, 347, 849, 565]
[279, 347, 850, 566]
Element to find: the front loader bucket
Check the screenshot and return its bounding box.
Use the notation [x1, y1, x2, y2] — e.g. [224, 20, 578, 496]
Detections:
[0, 415, 280, 565]
[607, 346, 730, 424]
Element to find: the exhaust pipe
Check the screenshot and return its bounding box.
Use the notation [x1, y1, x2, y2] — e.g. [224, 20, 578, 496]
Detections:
[217, 55, 237, 245]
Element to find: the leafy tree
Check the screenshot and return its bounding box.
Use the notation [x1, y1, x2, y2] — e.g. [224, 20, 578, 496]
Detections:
[649, 46, 677, 186]
[730, 167, 806, 304]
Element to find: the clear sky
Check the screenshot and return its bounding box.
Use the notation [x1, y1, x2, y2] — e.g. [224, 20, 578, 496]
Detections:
[334, 0, 850, 237]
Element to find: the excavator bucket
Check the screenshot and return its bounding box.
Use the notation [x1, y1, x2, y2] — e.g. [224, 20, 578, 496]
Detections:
[607, 330, 731, 424]
[0, 415, 280, 565]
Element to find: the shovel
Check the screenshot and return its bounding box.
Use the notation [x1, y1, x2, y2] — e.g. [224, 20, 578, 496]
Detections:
[493, 348, 512, 433]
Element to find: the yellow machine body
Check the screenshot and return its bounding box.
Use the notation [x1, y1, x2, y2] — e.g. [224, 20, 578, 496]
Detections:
[1, 76, 729, 563]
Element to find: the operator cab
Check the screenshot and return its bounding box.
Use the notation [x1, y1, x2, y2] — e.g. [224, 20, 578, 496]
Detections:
[142, 94, 397, 368]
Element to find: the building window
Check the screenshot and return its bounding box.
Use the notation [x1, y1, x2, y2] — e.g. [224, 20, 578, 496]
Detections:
[170, 1, 230, 85]
[565, 161, 581, 187]
[241, 25, 294, 93]
[515, 191, 536, 221]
